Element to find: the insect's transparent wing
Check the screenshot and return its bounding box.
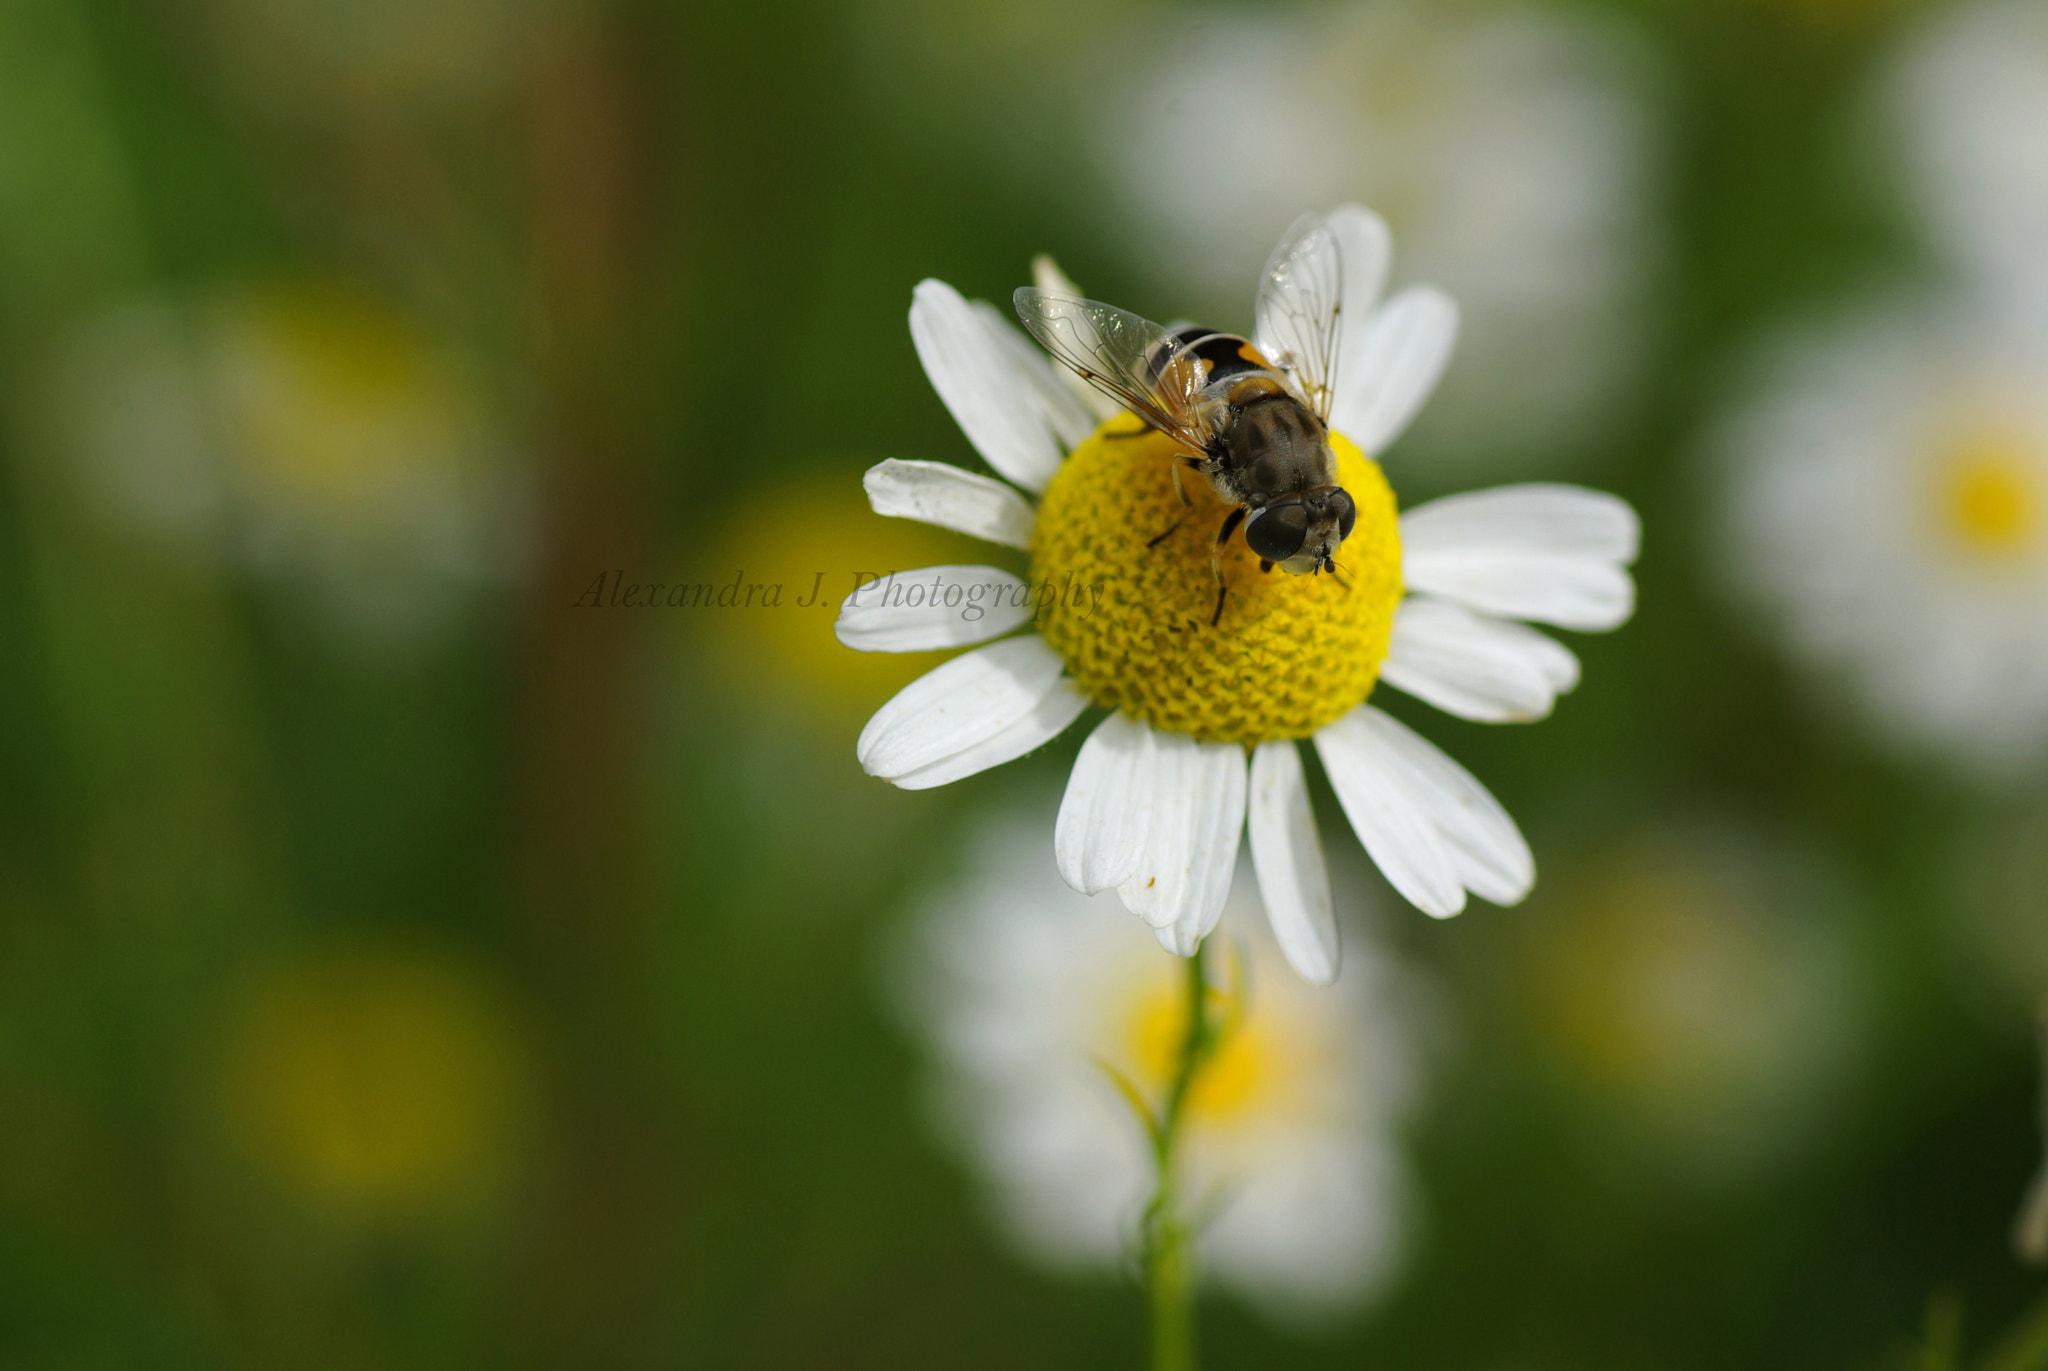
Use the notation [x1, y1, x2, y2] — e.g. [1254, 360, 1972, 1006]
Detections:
[1030, 257, 1126, 424]
[1254, 212, 1345, 423]
[1012, 289, 1215, 454]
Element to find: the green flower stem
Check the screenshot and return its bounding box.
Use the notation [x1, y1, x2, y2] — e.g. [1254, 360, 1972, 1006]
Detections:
[1144, 941, 1216, 1371]
[1146, 1206, 1194, 1371]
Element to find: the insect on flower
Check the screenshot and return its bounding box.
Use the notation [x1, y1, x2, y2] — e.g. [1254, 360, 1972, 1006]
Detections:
[1015, 213, 1356, 626]
[838, 204, 1641, 981]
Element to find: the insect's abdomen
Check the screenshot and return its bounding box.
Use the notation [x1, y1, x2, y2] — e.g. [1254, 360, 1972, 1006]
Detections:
[1165, 326, 1271, 386]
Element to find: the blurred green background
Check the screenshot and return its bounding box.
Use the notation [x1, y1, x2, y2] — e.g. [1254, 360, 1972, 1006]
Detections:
[3, 0, 2045, 1365]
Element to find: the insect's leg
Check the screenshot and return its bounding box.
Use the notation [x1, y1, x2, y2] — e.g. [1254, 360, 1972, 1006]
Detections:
[1146, 460, 1205, 548]
[1208, 507, 1247, 628]
[1210, 507, 1246, 580]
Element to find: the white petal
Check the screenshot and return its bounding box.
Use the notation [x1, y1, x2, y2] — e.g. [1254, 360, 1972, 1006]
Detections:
[1119, 734, 1246, 941]
[1361, 708, 1534, 907]
[890, 680, 1087, 790]
[1180, 744, 1247, 944]
[1155, 902, 1205, 958]
[1328, 202, 1392, 362]
[1055, 712, 1156, 895]
[857, 636, 1064, 780]
[972, 299, 1101, 452]
[1032, 256, 1124, 424]
[1401, 483, 1640, 563]
[1248, 740, 1338, 985]
[1401, 485, 1639, 632]
[835, 566, 1034, 652]
[910, 279, 1076, 493]
[1031, 254, 1086, 300]
[1314, 709, 1464, 918]
[862, 459, 1036, 549]
[1379, 595, 1581, 723]
[1403, 553, 1635, 632]
[1117, 734, 1191, 928]
[1329, 286, 1458, 457]
[1155, 807, 1228, 959]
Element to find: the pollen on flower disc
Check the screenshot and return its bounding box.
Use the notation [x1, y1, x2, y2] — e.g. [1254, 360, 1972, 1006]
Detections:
[1029, 421, 1401, 744]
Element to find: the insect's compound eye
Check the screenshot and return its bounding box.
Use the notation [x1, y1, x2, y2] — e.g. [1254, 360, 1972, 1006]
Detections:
[1328, 488, 1357, 542]
[1244, 503, 1309, 561]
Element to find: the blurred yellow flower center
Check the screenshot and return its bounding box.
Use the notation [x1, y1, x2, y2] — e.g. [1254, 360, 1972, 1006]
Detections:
[713, 476, 988, 725]
[1030, 421, 1402, 744]
[1941, 436, 2040, 556]
[1532, 865, 1774, 1095]
[222, 950, 525, 1213]
[1127, 982, 1277, 1122]
[214, 282, 485, 509]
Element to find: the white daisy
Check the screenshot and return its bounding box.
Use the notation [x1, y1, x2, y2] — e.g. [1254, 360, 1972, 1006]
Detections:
[1084, 0, 1659, 471]
[1718, 297, 2048, 779]
[1507, 817, 1867, 1184]
[49, 280, 519, 643]
[888, 809, 1424, 1323]
[838, 206, 1638, 982]
[1876, 0, 2048, 314]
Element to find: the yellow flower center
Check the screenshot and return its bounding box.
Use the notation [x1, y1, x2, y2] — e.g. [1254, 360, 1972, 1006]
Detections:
[220, 947, 527, 1213]
[1029, 420, 1402, 743]
[1940, 435, 2040, 557]
[710, 476, 991, 725]
[212, 281, 487, 509]
[1125, 981, 1282, 1123]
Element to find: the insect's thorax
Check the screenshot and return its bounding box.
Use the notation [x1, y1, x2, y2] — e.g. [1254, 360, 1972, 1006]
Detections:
[1212, 400, 1335, 506]
[1162, 331, 1330, 508]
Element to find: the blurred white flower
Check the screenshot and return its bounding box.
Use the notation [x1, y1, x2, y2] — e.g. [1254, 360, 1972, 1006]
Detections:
[1513, 819, 1868, 1182]
[1877, 0, 2048, 314]
[52, 281, 522, 643]
[888, 811, 1427, 1326]
[1717, 298, 2048, 779]
[1085, 0, 1659, 472]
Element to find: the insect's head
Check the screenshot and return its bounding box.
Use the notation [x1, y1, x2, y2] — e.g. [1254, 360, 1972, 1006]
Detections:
[1244, 486, 1358, 576]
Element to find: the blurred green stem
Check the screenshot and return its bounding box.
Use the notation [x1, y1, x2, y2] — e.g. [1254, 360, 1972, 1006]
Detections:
[1144, 941, 1214, 1371]
[1923, 1293, 1962, 1371]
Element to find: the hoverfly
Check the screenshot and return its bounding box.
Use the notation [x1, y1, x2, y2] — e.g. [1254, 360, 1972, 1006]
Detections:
[1014, 211, 1355, 628]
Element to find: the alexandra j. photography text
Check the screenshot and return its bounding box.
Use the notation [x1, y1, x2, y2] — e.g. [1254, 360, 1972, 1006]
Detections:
[572, 568, 1107, 620]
